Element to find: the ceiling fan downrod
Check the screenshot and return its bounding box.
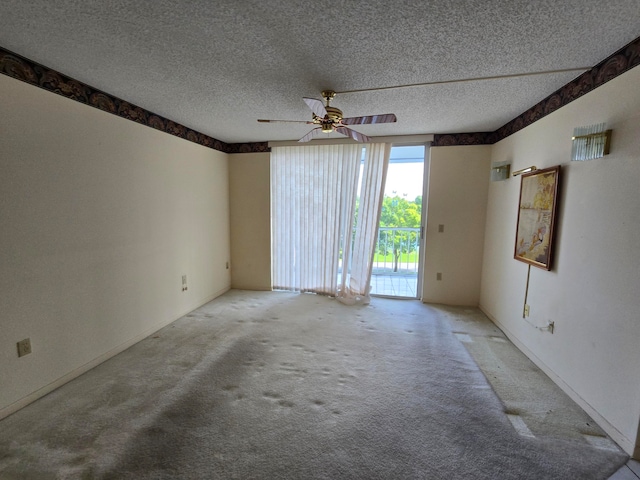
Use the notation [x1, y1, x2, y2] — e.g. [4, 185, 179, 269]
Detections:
[321, 90, 336, 106]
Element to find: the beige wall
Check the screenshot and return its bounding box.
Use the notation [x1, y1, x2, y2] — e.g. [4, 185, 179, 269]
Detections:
[229, 152, 272, 290]
[480, 66, 640, 456]
[226, 145, 492, 303]
[422, 145, 491, 306]
[3, 57, 638, 458]
[0, 74, 231, 417]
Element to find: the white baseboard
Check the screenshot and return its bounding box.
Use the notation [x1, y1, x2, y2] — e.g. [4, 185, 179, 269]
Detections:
[479, 304, 635, 457]
[0, 286, 230, 421]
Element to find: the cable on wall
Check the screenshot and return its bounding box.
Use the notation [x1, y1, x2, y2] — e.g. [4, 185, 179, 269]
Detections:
[522, 265, 554, 333]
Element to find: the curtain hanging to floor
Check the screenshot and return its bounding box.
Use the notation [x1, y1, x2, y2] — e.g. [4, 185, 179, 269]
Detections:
[337, 143, 390, 305]
[271, 144, 361, 295]
[271, 143, 390, 300]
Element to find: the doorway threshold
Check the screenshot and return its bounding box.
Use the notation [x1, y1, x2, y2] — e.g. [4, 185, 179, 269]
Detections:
[370, 273, 418, 298]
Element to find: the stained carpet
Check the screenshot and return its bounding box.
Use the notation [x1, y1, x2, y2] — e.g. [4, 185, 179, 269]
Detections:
[0, 290, 628, 479]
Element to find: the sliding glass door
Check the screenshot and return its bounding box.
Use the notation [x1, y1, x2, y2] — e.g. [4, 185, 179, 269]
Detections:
[369, 145, 426, 298]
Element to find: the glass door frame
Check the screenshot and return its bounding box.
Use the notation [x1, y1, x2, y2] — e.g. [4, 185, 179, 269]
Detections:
[415, 142, 431, 300]
[370, 142, 430, 299]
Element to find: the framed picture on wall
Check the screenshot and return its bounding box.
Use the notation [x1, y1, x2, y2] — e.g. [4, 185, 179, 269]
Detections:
[514, 166, 560, 270]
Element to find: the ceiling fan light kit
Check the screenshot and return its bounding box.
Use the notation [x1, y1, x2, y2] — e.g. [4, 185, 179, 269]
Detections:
[258, 90, 397, 143]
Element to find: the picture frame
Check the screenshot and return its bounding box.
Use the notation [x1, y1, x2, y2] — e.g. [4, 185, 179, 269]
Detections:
[514, 166, 560, 270]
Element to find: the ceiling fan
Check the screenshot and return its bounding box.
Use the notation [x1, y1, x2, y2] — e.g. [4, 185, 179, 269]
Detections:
[258, 90, 397, 143]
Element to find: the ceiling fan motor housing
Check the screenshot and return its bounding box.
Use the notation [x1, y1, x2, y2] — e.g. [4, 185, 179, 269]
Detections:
[312, 105, 344, 133]
[325, 106, 343, 122]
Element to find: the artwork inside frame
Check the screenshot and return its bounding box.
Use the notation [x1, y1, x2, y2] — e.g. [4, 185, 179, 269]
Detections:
[514, 166, 561, 270]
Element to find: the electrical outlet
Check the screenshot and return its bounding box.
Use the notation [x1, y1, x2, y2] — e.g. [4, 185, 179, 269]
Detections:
[436, 272, 442, 281]
[17, 338, 32, 357]
[182, 275, 188, 292]
[438, 224, 445, 233]
[524, 304, 530, 317]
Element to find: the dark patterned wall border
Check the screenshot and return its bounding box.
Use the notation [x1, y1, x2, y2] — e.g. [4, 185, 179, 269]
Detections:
[0, 47, 270, 154]
[432, 132, 494, 147]
[3, 33, 639, 152]
[433, 34, 640, 147]
[226, 142, 271, 154]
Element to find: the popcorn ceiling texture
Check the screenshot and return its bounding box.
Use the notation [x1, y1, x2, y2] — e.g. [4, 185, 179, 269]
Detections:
[0, 0, 639, 144]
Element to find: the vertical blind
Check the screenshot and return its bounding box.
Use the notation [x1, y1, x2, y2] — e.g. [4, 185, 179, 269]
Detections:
[271, 144, 361, 295]
[271, 143, 390, 301]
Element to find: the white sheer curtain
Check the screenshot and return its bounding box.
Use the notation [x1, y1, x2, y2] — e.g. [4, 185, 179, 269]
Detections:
[271, 144, 361, 295]
[337, 143, 391, 305]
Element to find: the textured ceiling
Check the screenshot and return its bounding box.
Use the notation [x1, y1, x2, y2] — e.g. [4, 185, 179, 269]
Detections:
[1, 1, 639, 143]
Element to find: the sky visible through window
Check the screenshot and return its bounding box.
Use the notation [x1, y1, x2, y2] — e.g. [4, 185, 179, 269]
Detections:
[385, 145, 424, 201]
[358, 145, 425, 200]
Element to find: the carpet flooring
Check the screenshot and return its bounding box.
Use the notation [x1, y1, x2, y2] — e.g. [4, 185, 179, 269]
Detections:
[0, 290, 628, 479]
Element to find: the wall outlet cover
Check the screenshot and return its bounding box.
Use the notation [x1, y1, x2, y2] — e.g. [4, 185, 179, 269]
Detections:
[17, 338, 32, 357]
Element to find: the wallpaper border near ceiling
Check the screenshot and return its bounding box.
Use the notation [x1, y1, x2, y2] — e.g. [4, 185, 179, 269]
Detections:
[1, 33, 639, 151]
[0, 47, 269, 154]
[433, 34, 640, 147]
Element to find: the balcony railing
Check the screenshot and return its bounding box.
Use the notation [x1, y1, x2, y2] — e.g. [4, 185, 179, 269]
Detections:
[372, 227, 420, 276]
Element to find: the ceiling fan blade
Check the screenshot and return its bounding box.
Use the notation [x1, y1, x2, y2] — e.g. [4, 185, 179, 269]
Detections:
[341, 113, 397, 125]
[334, 126, 371, 143]
[298, 127, 322, 143]
[258, 119, 313, 124]
[303, 97, 327, 118]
